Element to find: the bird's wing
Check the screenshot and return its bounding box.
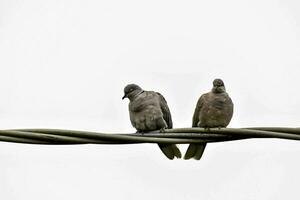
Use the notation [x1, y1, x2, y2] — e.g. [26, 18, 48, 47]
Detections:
[185, 93, 208, 160]
[156, 92, 181, 159]
[228, 95, 234, 117]
[156, 92, 172, 129]
[192, 94, 206, 127]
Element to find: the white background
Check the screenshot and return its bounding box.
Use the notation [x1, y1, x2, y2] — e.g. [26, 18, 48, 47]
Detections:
[1, 0, 300, 199]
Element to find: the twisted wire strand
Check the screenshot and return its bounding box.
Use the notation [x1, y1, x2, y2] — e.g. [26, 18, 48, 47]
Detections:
[0, 127, 298, 145]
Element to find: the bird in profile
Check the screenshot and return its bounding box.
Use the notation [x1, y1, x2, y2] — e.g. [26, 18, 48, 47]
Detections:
[122, 84, 181, 160]
[184, 78, 234, 160]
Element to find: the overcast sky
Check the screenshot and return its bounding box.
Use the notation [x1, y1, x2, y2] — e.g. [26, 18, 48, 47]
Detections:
[0, 0, 300, 199]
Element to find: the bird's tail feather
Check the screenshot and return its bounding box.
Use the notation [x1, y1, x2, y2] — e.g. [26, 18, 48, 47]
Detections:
[172, 144, 182, 159]
[158, 144, 182, 160]
[184, 143, 207, 160]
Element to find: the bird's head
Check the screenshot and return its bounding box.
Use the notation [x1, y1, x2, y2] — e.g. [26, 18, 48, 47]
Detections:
[122, 84, 143, 101]
[212, 78, 226, 93]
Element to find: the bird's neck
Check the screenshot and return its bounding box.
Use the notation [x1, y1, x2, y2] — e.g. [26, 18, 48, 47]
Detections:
[129, 90, 144, 101]
[212, 86, 226, 93]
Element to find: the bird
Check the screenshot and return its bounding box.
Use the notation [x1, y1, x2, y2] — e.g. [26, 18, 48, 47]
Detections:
[184, 78, 234, 160]
[122, 84, 181, 160]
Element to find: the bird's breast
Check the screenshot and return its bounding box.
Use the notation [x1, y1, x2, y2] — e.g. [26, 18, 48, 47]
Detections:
[198, 95, 233, 128]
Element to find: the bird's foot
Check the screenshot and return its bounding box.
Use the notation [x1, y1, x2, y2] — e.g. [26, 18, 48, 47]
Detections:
[159, 128, 166, 133]
[136, 131, 144, 135]
[204, 127, 210, 131]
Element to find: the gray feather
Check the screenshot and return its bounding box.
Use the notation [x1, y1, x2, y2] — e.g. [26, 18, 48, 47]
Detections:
[157, 92, 181, 159]
[124, 84, 181, 160]
[185, 79, 233, 160]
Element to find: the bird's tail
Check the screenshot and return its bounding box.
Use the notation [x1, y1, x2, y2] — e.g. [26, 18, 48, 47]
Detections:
[158, 144, 182, 160]
[184, 143, 207, 160]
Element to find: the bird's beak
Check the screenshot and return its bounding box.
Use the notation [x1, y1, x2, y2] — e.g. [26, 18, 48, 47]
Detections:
[122, 94, 127, 100]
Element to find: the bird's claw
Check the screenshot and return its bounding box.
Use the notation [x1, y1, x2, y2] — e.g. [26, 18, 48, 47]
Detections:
[159, 128, 166, 133]
[136, 131, 144, 135]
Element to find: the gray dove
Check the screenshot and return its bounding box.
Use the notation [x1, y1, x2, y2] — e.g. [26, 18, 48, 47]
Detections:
[122, 84, 181, 160]
[184, 79, 233, 160]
